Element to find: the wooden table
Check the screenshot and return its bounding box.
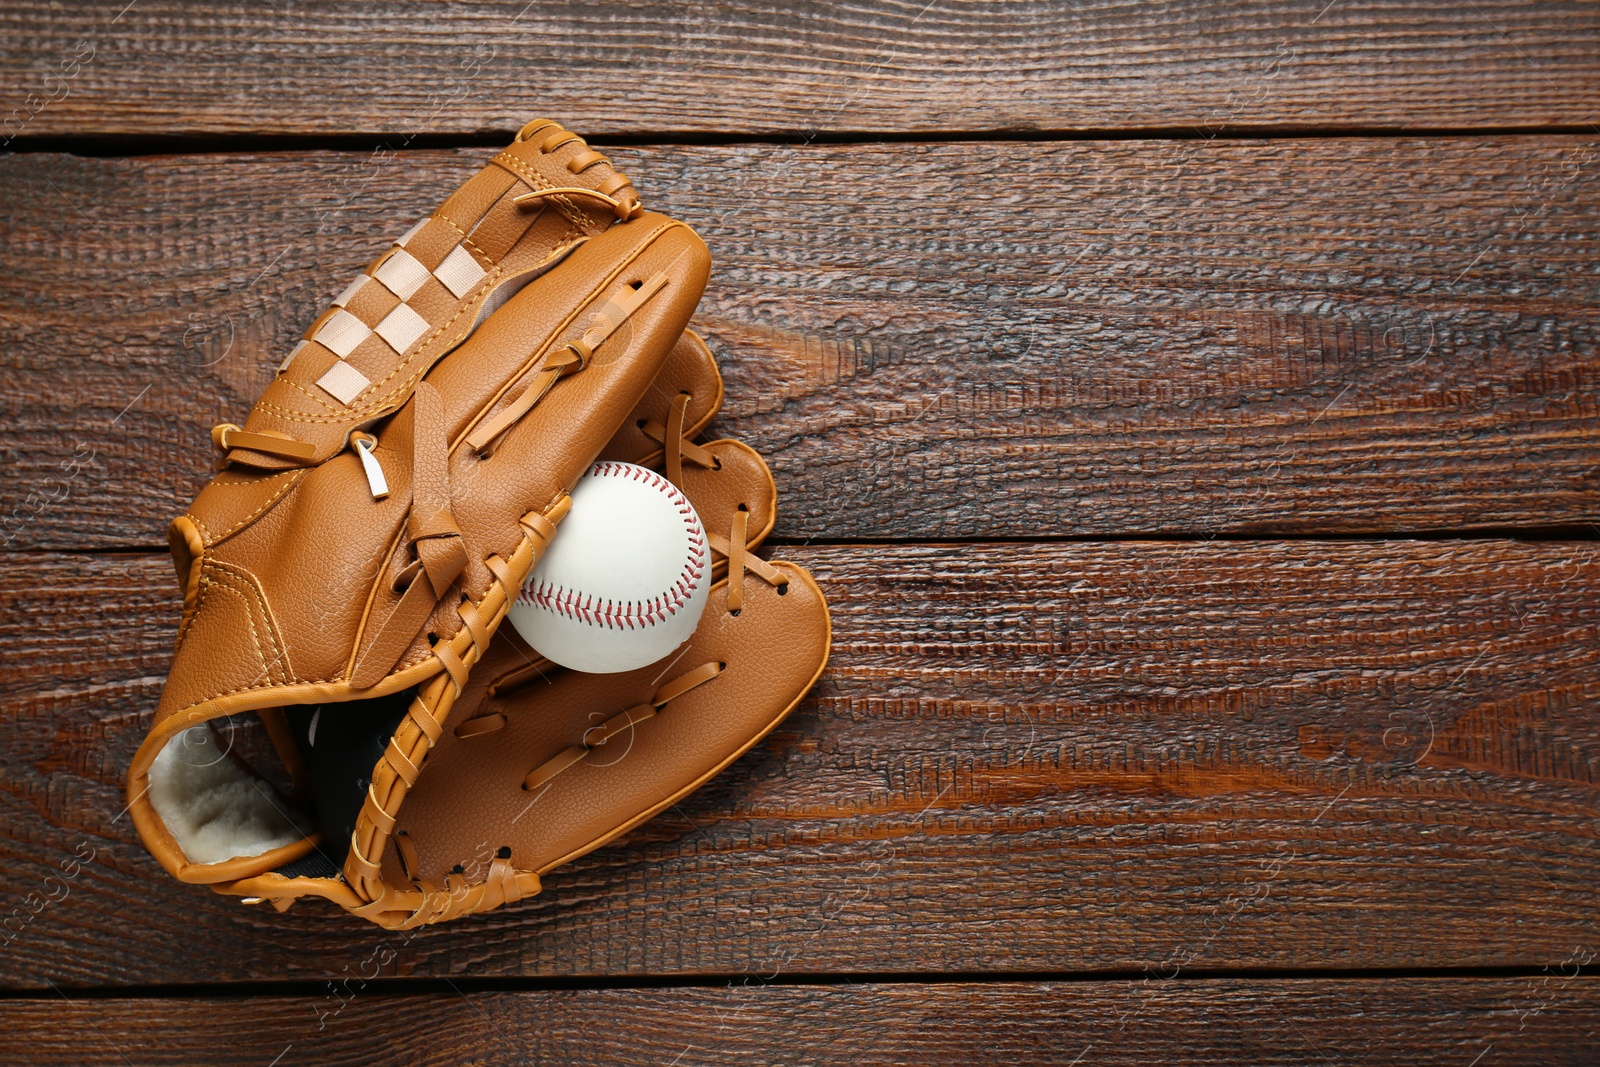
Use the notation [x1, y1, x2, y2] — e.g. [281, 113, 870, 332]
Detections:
[2, 2, 1598, 1062]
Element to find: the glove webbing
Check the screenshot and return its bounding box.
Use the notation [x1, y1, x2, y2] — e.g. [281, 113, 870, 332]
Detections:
[342, 494, 569, 928]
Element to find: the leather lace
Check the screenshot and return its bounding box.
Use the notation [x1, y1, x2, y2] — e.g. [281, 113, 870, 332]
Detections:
[346, 381, 469, 689]
[465, 270, 670, 455]
[210, 423, 317, 464]
[344, 489, 569, 928]
[511, 118, 641, 222]
[518, 660, 725, 793]
[646, 392, 788, 612]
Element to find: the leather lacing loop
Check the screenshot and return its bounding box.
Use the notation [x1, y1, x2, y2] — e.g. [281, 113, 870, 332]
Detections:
[394, 831, 421, 883]
[726, 506, 749, 615]
[466, 344, 588, 456]
[566, 148, 611, 174]
[519, 660, 725, 793]
[457, 598, 493, 658]
[514, 186, 641, 223]
[636, 396, 719, 473]
[434, 641, 471, 696]
[514, 117, 558, 143]
[454, 712, 506, 739]
[384, 738, 422, 788]
[466, 271, 671, 456]
[537, 129, 583, 154]
[647, 393, 788, 614]
[210, 422, 316, 463]
[511, 117, 642, 222]
[663, 392, 693, 488]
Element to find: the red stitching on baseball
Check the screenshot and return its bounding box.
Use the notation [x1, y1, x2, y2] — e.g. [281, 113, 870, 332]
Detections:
[517, 462, 708, 631]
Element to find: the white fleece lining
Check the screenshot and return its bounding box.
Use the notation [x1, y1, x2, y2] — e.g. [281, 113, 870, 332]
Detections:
[147, 724, 307, 866]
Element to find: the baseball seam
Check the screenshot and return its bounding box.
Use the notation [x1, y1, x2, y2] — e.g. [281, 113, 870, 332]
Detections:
[519, 462, 707, 631]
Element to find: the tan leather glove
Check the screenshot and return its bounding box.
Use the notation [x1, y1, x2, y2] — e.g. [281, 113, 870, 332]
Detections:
[129, 126, 830, 926]
[129, 120, 714, 919]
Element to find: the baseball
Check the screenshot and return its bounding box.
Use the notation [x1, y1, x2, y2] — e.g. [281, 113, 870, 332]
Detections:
[510, 461, 710, 673]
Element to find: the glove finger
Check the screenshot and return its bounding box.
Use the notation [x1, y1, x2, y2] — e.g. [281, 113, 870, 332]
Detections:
[358, 210, 710, 687]
[599, 327, 725, 466]
[224, 119, 641, 471]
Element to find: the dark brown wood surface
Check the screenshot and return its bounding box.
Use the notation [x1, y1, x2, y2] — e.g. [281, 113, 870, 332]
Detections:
[1, 1, 1598, 139]
[3, 1, 1597, 1056]
[4, 136, 1599, 551]
[3, 540, 1597, 989]
[3, 978, 1598, 1065]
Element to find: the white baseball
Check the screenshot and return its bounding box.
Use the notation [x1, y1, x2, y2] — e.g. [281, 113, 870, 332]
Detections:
[509, 461, 710, 673]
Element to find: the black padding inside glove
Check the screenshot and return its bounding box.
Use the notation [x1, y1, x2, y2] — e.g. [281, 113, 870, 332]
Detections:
[276, 692, 411, 879]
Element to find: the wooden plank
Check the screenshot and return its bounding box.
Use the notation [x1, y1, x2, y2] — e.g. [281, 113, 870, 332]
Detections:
[1, 540, 1597, 988]
[1, 2, 1598, 139]
[2, 978, 1597, 1065]
[2, 137, 1598, 550]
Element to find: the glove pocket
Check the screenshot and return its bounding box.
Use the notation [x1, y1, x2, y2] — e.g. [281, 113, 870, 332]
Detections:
[386, 560, 831, 898]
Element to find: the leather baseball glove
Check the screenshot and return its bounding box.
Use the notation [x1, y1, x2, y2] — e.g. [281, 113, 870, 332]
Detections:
[128, 122, 830, 926]
[279, 336, 828, 926]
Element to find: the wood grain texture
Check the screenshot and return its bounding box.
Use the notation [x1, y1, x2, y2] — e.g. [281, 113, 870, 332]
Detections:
[1, 1, 1598, 138]
[2, 137, 1598, 549]
[3, 978, 1598, 1065]
[2, 540, 1597, 988]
